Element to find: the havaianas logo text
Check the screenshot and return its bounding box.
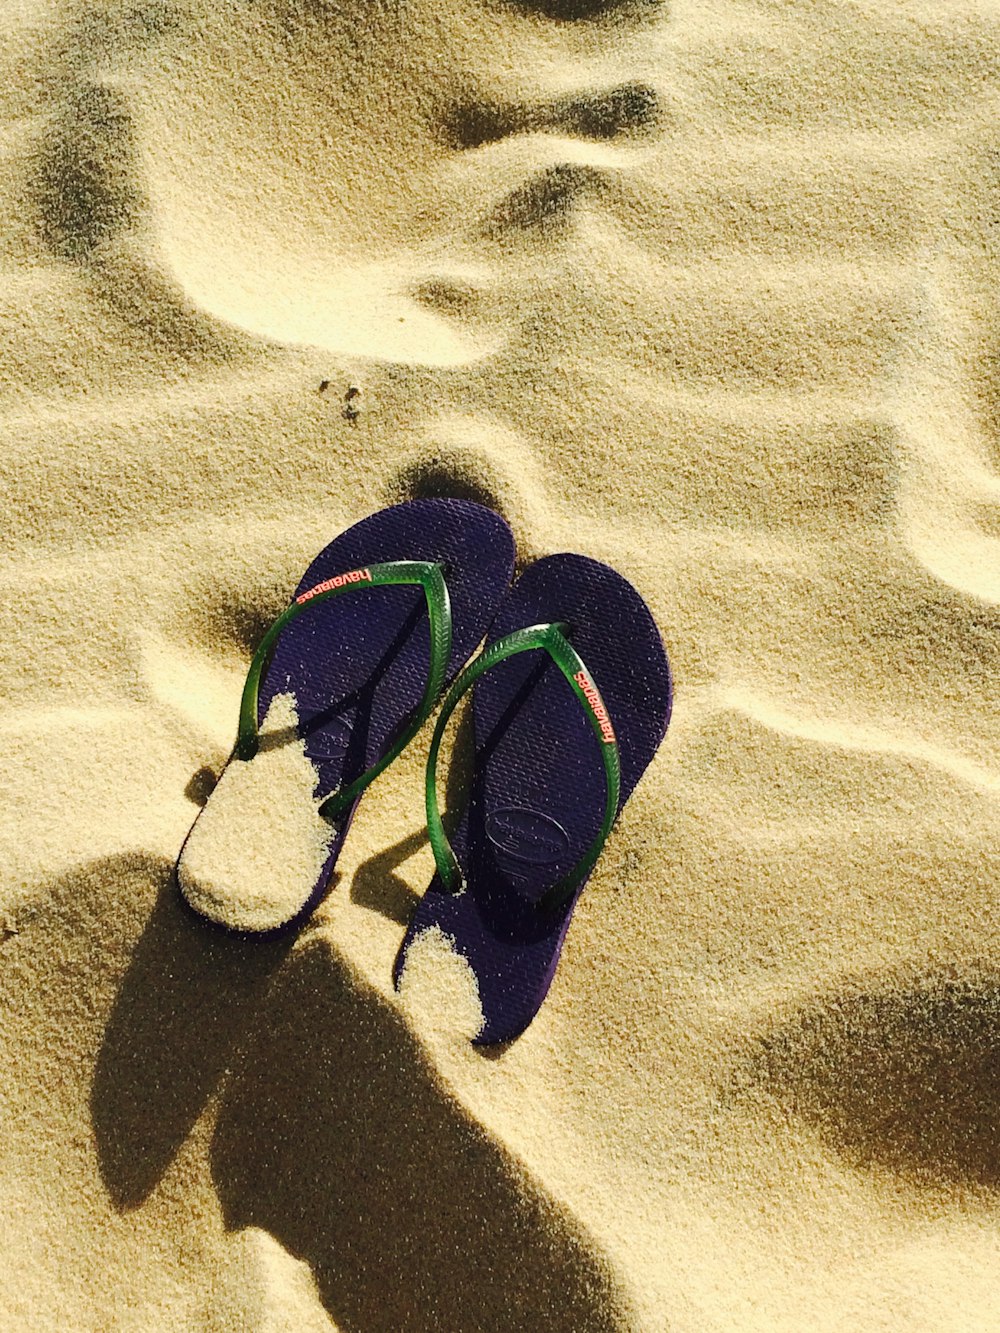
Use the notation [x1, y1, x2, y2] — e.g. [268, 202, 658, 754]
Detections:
[574, 670, 616, 744]
[296, 568, 372, 603]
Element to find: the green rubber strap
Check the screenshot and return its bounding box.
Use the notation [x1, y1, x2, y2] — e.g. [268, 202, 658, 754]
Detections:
[236, 559, 452, 820]
[425, 621, 622, 915]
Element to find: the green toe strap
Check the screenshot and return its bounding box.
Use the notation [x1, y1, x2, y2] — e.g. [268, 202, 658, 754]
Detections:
[236, 559, 453, 821]
[425, 621, 622, 915]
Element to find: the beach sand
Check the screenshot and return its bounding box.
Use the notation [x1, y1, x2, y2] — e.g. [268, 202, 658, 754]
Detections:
[3, 0, 1000, 1328]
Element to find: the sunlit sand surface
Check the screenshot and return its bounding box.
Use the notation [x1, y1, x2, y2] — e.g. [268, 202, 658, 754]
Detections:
[2, 0, 999, 1327]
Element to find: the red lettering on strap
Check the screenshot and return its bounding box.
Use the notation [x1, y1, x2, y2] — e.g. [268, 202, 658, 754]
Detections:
[573, 670, 616, 744]
[296, 567, 373, 604]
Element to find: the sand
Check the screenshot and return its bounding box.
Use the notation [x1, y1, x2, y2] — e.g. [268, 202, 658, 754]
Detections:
[2, 0, 1000, 1328]
[177, 691, 338, 932]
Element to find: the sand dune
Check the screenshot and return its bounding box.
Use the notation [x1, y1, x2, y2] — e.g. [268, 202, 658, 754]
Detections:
[3, 0, 1000, 1328]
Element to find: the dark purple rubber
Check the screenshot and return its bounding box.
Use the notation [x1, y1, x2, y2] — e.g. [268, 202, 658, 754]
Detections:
[185, 500, 515, 930]
[394, 554, 673, 1044]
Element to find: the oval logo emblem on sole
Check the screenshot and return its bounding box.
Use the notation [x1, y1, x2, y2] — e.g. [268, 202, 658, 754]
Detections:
[485, 807, 570, 866]
[305, 716, 353, 762]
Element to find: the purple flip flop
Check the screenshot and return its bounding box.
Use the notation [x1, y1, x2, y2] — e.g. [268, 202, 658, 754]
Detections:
[394, 553, 672, 1044]
[177, 499, 515, 933]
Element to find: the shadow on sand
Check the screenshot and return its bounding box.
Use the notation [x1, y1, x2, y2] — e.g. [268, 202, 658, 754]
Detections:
[79, 849, 628, 1330]
[210, 936, 629, 1332]
[90, 854, 295, 1208]
[751, 968, 1000, 1192]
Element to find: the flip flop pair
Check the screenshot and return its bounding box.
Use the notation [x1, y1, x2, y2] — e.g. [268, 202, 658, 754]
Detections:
[177, 500, 672, 1043]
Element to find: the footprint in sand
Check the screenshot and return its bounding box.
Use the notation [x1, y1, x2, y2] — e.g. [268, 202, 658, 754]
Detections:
[36, 0, 665, 365]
